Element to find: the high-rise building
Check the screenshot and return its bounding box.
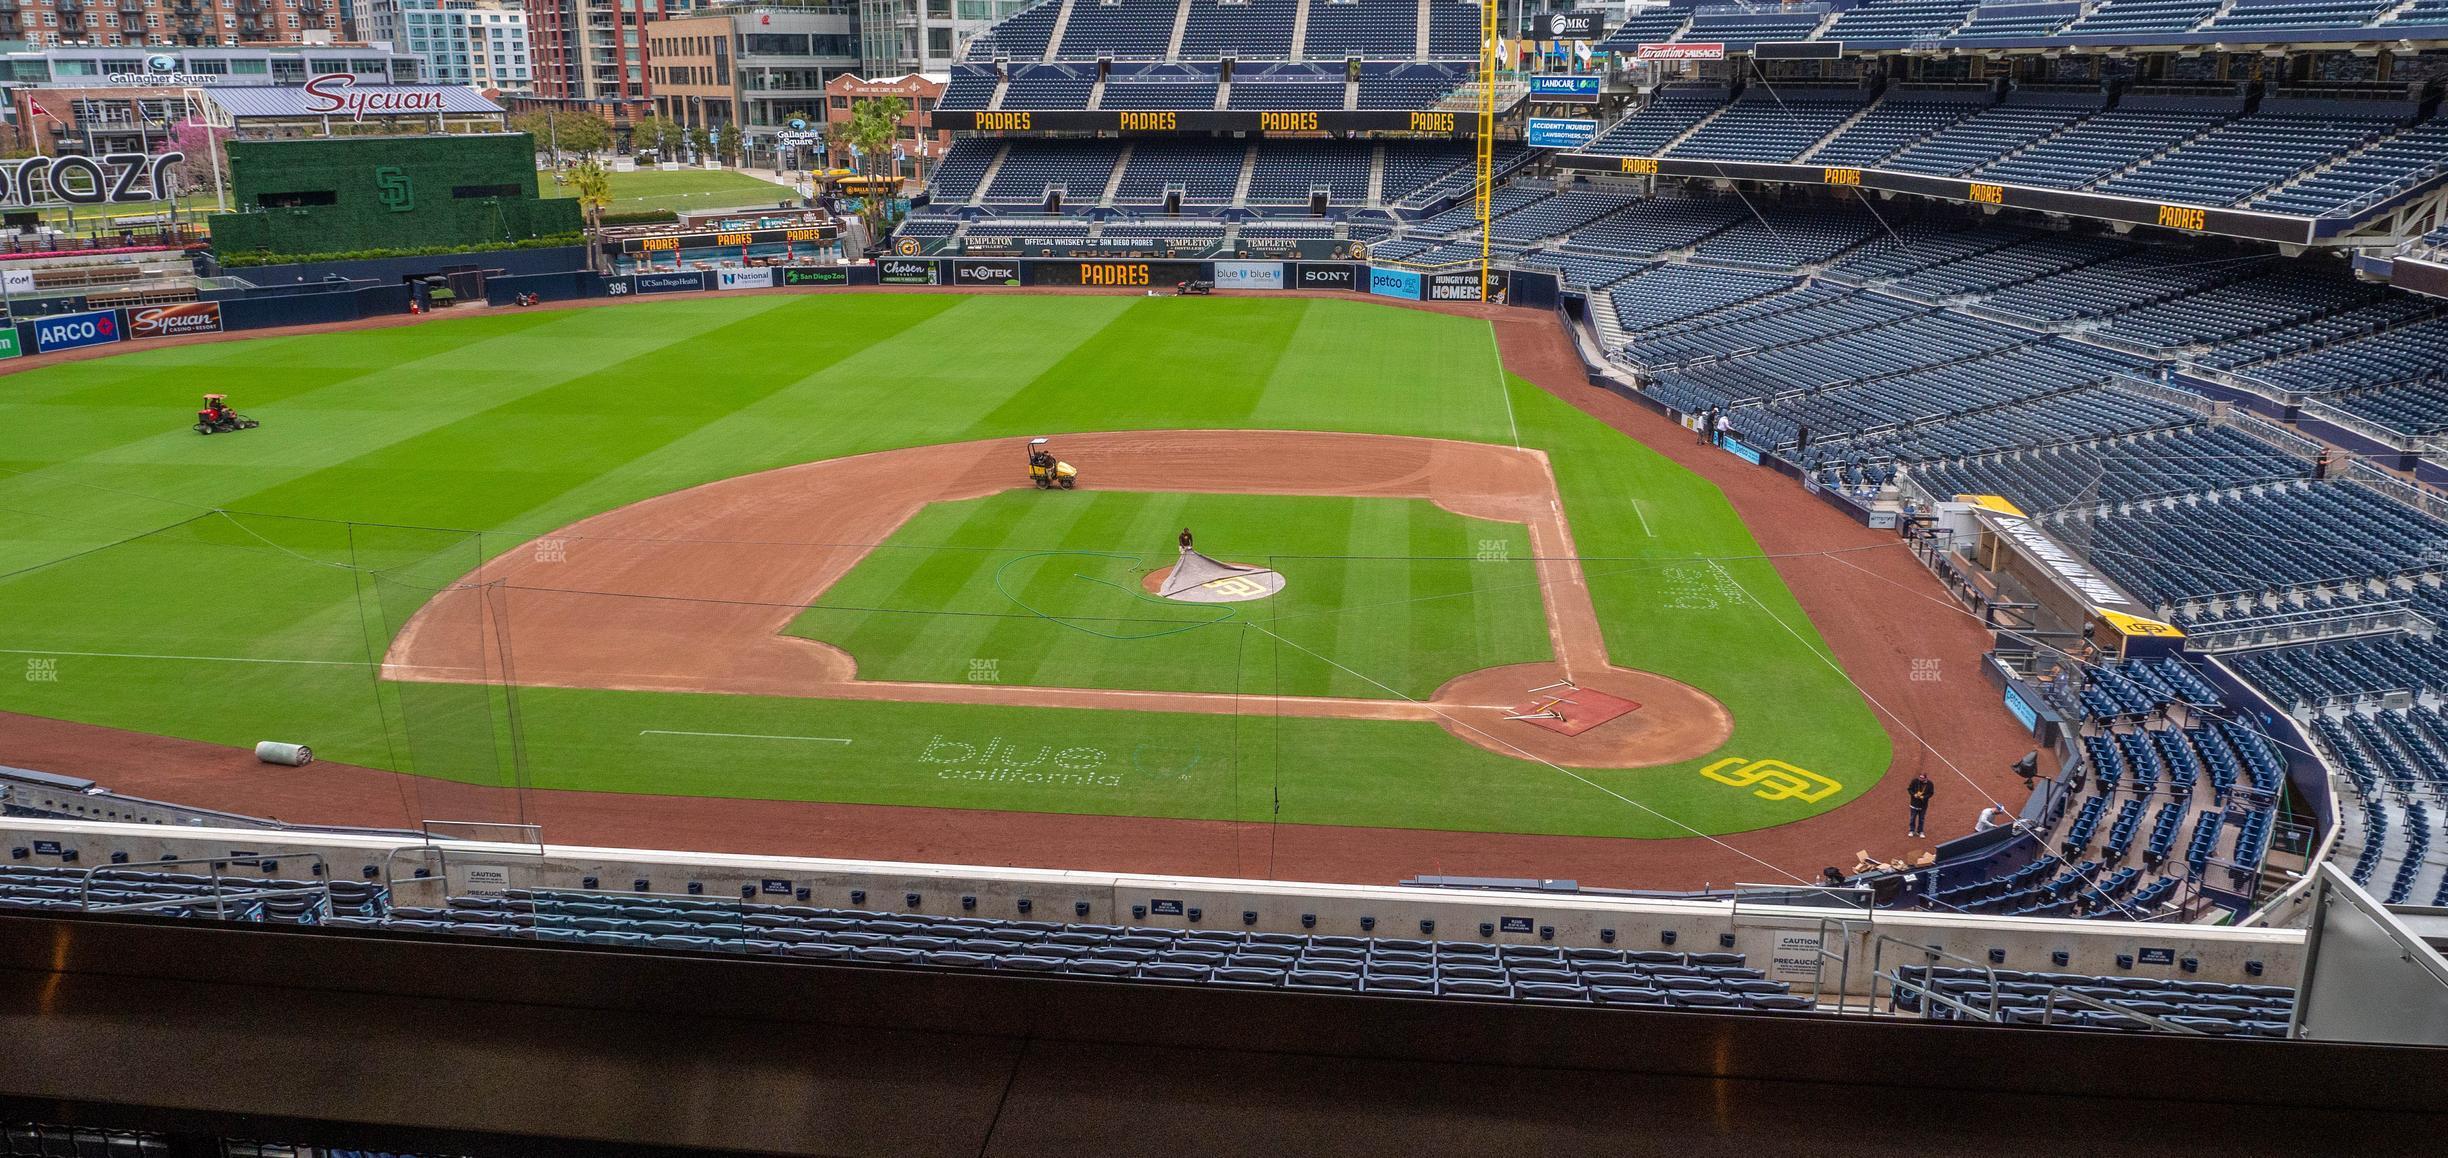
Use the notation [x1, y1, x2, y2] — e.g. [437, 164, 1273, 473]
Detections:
[520, 0, 694, 119]
[0, 0, 350, 45]
[850, 0, 1031, 76]
[354, 0, 532, 92]
[642, 4, 855, 164]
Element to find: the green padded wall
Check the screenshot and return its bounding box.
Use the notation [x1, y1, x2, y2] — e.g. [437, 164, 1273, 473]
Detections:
[208, 133, 581, 257]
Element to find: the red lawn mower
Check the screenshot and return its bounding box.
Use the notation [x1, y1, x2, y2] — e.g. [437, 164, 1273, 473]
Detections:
[193, 393, 261, 436]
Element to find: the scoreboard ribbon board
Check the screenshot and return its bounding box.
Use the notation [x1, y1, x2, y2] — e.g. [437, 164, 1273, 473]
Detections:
[618, 223, 838, 254]
[932, 109, 1476, 136]
[1547, 153, 2318, 245]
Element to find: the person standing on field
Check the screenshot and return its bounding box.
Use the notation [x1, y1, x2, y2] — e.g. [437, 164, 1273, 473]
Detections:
[1906, 773, 1935, 839]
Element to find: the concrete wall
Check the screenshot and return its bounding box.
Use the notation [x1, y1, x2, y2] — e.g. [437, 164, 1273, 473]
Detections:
[0, 819, 2304, 996]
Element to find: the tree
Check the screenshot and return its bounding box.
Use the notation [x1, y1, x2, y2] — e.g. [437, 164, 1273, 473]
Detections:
[511, 109, 610, 160]
[569, 156, 612, 232]
[831, 95, 910, 238]
[161, 119, 231, 206]
[629, 113, 672, 158]
[687, 125, 713, 163]
[657, 117, 686, 159]
[716, 121, 742, 167]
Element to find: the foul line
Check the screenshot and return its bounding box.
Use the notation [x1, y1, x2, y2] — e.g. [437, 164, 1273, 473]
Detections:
[1630, 499, 1655, 539]
[0, 647, 367, 667]
[639, 729, 854, 744]
[1490, 325, 1520, 449]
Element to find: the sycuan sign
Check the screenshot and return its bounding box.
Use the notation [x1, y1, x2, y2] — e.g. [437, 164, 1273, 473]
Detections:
[302, 74, 453, 121]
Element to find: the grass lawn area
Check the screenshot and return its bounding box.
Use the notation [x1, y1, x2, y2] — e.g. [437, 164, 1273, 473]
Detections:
[0, 293, 1886, 838]
[789, 490, 1549, 698]
[535, 165, 796, 214]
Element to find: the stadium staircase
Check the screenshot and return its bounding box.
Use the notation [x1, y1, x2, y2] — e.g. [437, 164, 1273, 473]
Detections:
[1100, 145, 1134, 207]
[1657, 103, 1737, 155]
[1165, 0, 1193, 57]
[1087, 68, 1110, 109]
[1367, 146, 1388, 207]
[1798, 101, 1891, 162]
[1041, 0, 1074, 58]
[1288, 0, 1311, 57]
[968, 144, 1012, 207]
[1413, 0, 1433, 57]
[1232, 145, 1260, 207]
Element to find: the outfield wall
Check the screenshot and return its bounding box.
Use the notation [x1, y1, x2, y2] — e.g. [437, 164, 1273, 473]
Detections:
[0, 257, 1558, 367]
[0, 818, 2304, 998]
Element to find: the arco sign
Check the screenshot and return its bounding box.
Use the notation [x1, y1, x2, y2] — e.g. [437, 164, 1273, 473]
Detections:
[0, 153, 180, 207]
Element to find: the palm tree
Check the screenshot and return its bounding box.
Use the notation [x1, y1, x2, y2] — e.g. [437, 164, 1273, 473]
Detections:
[831, 95, 911, 241]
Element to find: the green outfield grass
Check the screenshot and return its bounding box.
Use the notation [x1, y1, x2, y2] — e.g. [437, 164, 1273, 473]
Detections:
[789, 490, 1549, 698]
[0, 293, 1888, 839]
[535, 166, 797, 214]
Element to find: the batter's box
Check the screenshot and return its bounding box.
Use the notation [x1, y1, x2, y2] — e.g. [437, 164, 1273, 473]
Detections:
[1507, 684, 1642, 737]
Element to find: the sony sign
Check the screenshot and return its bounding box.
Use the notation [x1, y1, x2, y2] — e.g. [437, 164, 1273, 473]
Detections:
[302, 73, 451, 121]
[0, 152, 179, 208]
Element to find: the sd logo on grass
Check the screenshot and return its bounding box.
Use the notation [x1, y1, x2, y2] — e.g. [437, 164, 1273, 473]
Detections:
[1700, 758, 1840, 804]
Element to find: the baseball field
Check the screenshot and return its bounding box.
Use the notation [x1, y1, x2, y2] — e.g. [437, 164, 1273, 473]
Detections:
[0, 292, 1903, 859]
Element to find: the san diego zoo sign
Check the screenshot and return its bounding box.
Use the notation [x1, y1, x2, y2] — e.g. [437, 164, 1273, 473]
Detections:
[0, 152, 183, 208]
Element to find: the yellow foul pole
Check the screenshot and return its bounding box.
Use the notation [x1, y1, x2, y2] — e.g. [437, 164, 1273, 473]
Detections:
[1477, 0, 1497, 301]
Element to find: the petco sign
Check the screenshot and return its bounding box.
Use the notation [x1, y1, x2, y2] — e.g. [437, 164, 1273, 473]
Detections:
[302, 74, 451, 121]
[32, 309, 122, 354]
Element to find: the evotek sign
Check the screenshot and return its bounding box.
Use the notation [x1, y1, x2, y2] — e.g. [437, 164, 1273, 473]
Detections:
[302, 74, 451, 121]
[0, 153, 180, 208]
[952, 260, 1021, 286]
[32, 309, 121, 354]
[129, 301, 224, 340]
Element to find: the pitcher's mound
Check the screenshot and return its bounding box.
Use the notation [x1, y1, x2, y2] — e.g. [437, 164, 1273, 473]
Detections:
[1142, 555, 1285, 603]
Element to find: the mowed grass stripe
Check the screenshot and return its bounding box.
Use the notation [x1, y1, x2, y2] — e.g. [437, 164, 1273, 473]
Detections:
[1247, 298, 1511, 442]
[970, 297, 1308, 436]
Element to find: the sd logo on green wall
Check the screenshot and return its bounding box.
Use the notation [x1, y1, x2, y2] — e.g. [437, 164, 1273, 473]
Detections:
[375, 166, 414, 213]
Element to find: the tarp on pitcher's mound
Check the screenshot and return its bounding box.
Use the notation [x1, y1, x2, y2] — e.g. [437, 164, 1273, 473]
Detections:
[1157, 548, 1285, 603]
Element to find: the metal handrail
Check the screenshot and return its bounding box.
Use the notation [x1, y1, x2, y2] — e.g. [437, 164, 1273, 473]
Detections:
[2037, 986, 2205, 1034]
[1869, 934, 2004, 1021]
[76, 853, 330, 921]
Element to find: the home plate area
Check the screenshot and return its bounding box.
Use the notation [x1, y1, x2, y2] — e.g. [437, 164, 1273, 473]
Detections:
[1506, 680, 1642, 737]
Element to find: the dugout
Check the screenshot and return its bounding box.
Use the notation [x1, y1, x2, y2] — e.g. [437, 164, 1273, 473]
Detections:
[205, 133, 582, 261]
